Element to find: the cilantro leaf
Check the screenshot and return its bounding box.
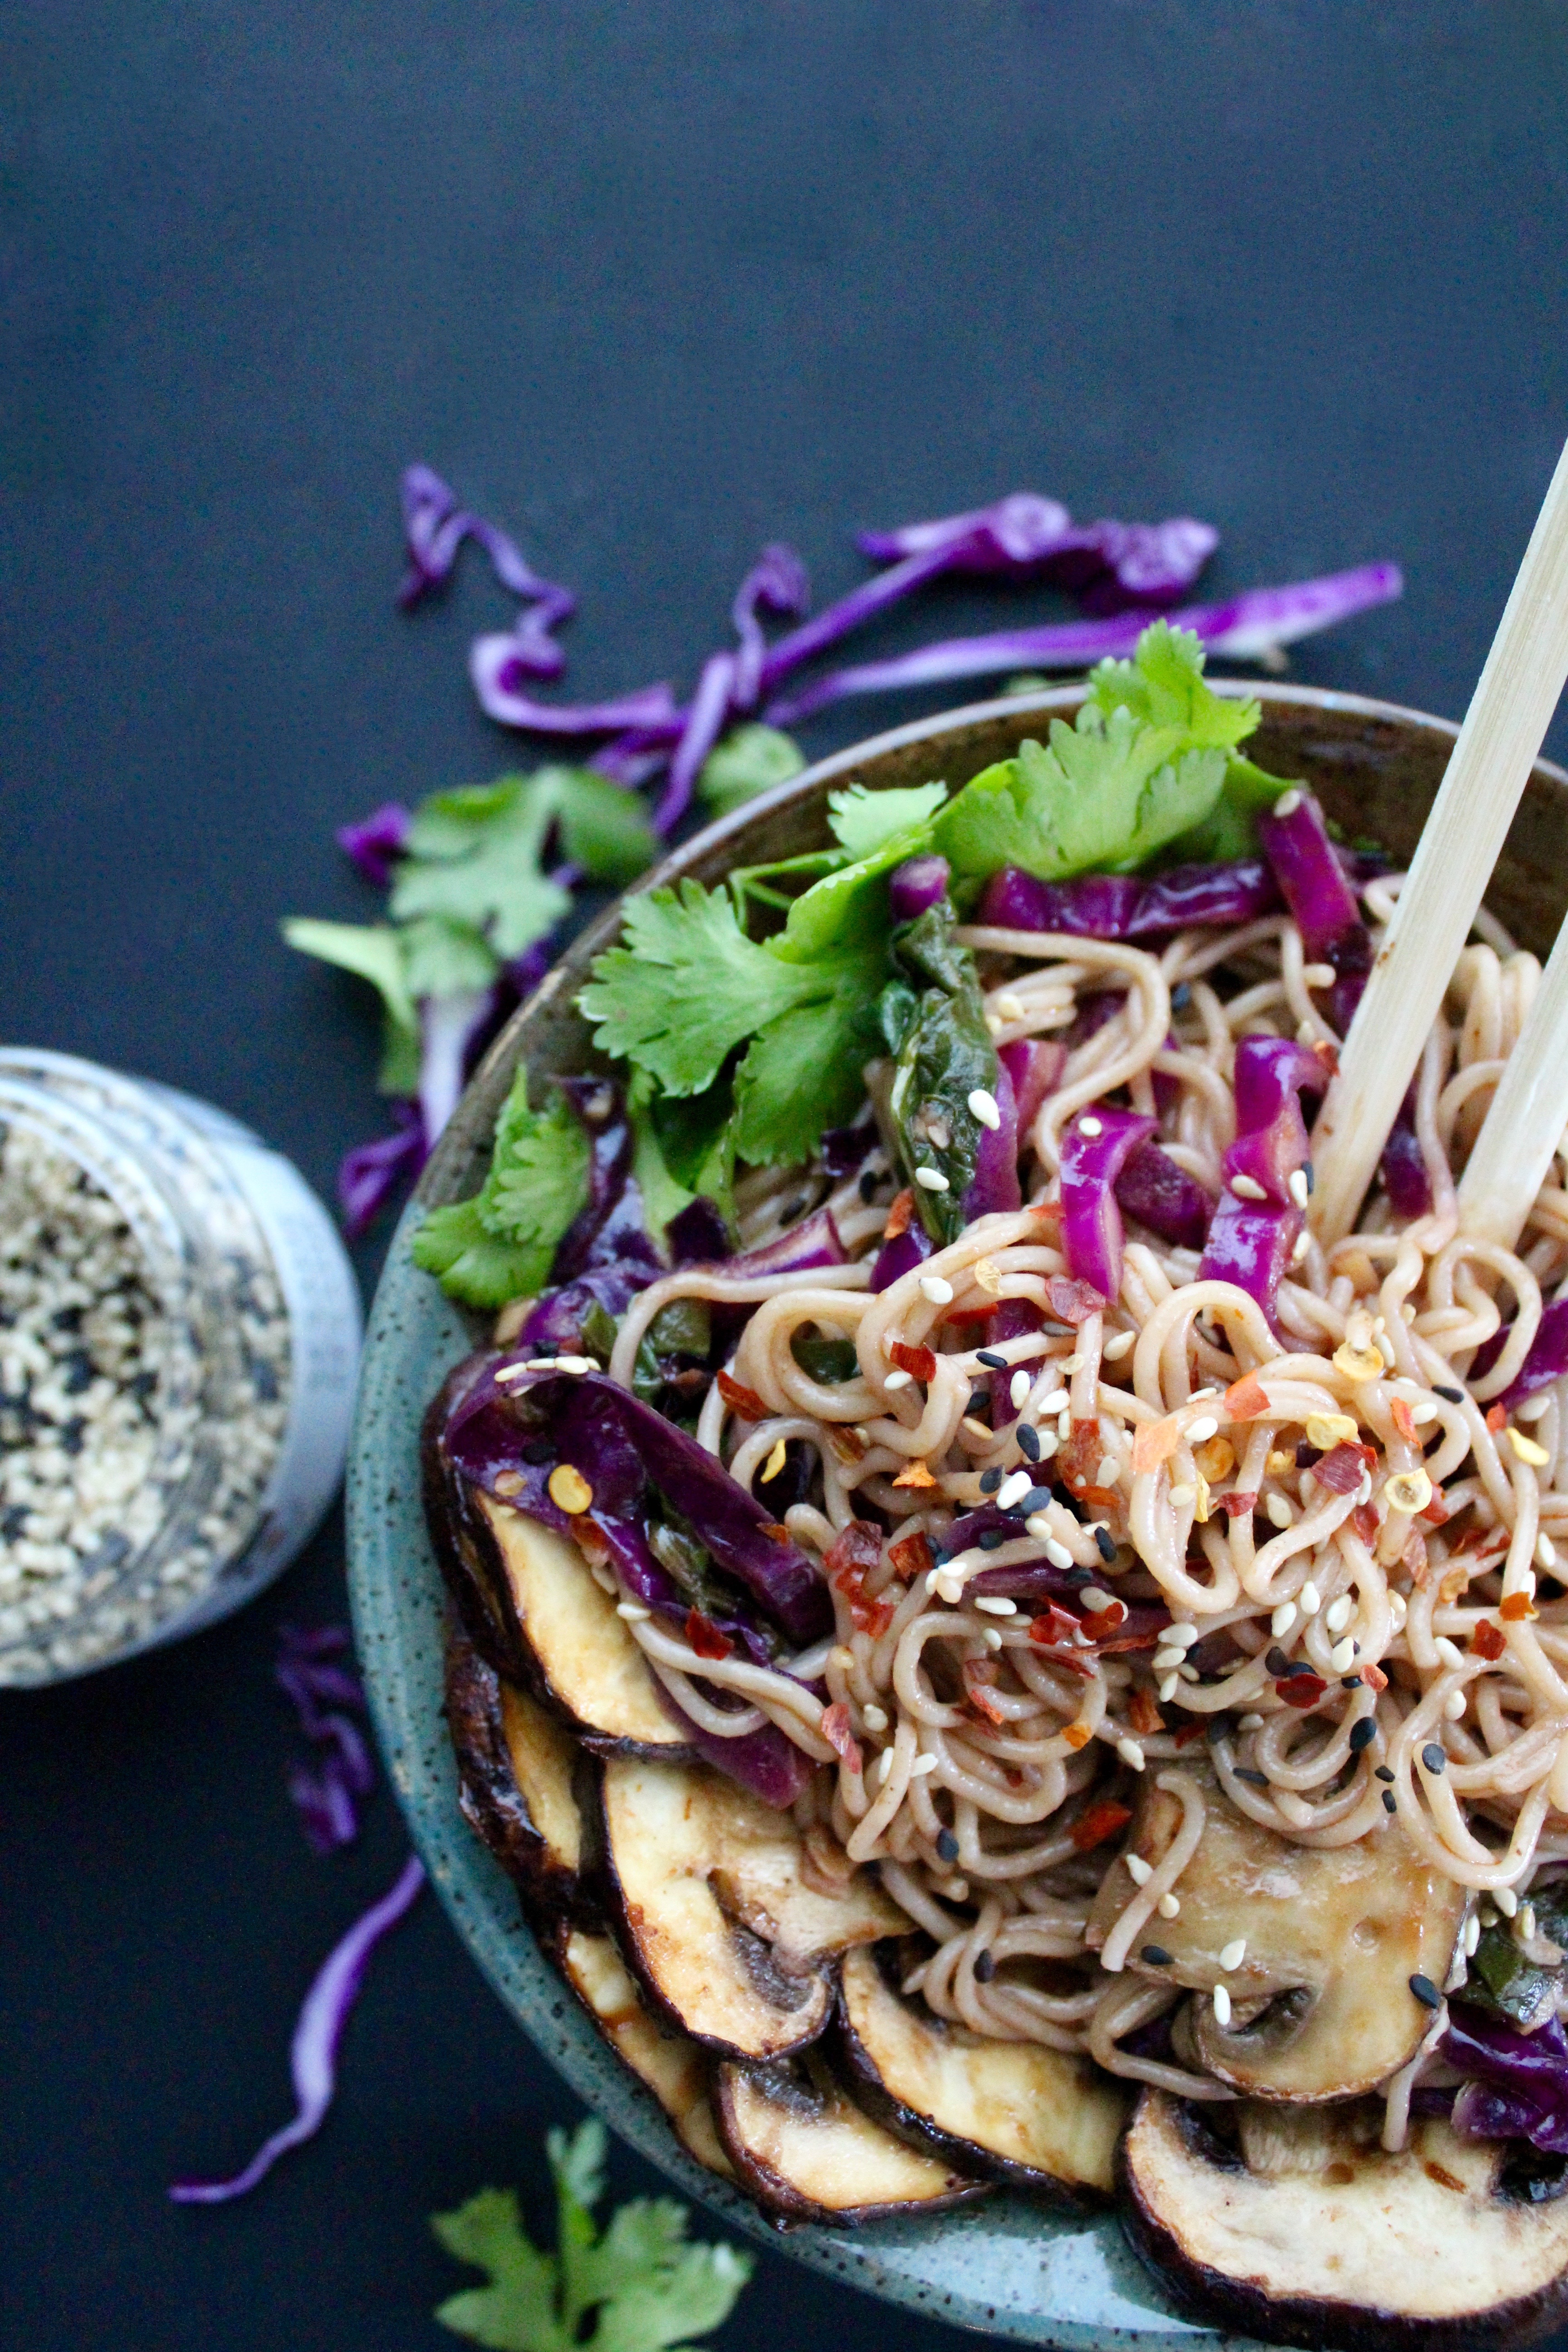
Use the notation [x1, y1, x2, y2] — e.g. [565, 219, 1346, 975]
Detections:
[1087, 618, 1259, 750]
[548, 769, 659, 885]
[769, 813, 939, 961]
[732, 968, 883, 1166]
[1170, 752, 1301, 862]
[393, 779, 570, 957]
[578, 881, 849, 1097]
[826, 779, 949, 859]
[433, 2118, 752, 2352]
[281, 917, 422, 1095]
[698, 724, 805, 815]
[401, 915, 501, 1000]
[412, 1073, 591, 1307]
[647, 1083, 737, 1220]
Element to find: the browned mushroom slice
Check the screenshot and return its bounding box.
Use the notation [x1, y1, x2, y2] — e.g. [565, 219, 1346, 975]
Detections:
[1085, 1761, 1465, 2100]
[600, 1755, 906, 2063]
[714, 2050, 985, 2227]
[554, 1925, 733, 2180]
[837, 1943, 1125, 2204]
[1119, 2087, 1568, 2352]
[443, 1614, 595, 1921]
[449, 1485, 688, 1754]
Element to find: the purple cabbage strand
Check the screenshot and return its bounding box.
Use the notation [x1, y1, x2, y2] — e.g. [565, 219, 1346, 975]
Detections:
[275, 1622, 375, 1856]
[1060, 1106, 1157, 1299]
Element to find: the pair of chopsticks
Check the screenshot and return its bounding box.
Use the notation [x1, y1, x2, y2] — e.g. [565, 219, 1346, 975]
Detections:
[1311, 435, 1568, 1253]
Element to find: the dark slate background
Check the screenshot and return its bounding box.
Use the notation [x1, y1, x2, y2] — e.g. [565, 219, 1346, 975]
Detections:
[5, 5, 1568, 2347]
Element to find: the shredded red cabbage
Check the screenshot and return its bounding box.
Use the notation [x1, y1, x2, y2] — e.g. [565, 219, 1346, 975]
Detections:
[397, 465, 575, 660]
[978, 857, 1282, 940]
[1115, 1140, 1212, 1251]
[169, 1854, 426, 2204]
[1060, 1107, 1156, 1299]
[852, 494, 1217, 610]
[888, 853, 952, 924]
[338, 1103, 426, 1239]
[962, 1055, 1021, 1221]
[986, 1298, 1044, 1428]
[1194, 1036, 1326, 1314]
[276, 1623, 375, 1856]
[1445, 2008, 1568, 2156]
[717, 1206, 848, 1280]
[1198, 1195, 1303, 1316]
[871, 1222, 933, 1291]
[336, 803, 412, 887]
[1470, 1298, 1568, 1406]
[999, 1038, 1068, 1137]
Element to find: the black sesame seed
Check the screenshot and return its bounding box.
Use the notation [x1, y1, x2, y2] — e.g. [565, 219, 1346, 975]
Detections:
[977, 1350, 1007, 1370]
[1348, 1717, 1377, 1754]
[979, 1468, 1003, 1494]
[1434, 1385, 1464, 1404]
[1095, 1528, 1117, 1563]
[1285, 1660, 1318, 1677]
[936, 1829, 960, 1863]
[1303, 1160, 1315, 1196]
[1234, 1768, 1269, 1787]
[1375, 1764, 1396, 1783]
[973, 1950, 996, 1983]
[1171, 983, 1192, 1011]
[1382, 1789, 1398, 1813]
[978, 1529, 1007, 1551]
[859, 1171, 880, 1202]
[1409, 1972, 1441, 2010]
[1017, 1422, 1041, 1462]
[1021, 1486, 1055, 1514]
[1341, 1675, 1362, 1689]
[1265, 1645, 1292, 1676]
[1141, 1944, 1174, 1966]
[1421, 1741, 1447, 1774]
[521, 1440, 553, 1465]
[969, 1387, 993, 1414]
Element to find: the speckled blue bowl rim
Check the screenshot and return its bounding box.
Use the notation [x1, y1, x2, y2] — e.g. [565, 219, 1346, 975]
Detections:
[349, 681, 1568, 2350]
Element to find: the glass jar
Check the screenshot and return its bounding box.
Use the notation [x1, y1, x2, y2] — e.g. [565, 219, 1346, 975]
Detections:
[0, 1049, 362, 1684]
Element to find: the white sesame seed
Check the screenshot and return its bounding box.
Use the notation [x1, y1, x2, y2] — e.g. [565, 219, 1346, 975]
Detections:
[1445, 1690, 1467, 1720]
[615, 1601, 652, 1621]
[1095, 1455, 1119, 1488]
[1411, 1398, 1439, 1425]
[1165, 1621, 1200, 1650]
[1288, 1167, 1309, 1208]
[1125, 1854, 1153, 1886]
[1230, 1173, 1268, 1202]
[876, 1748, 894, 1785]
[1238, 1713, 1265, 1730]
[1078, 1114, 1104, 1138]
[1329, 1635, 1357, 1672]
[1434, 1636, 1465, 1670]
[995, 992, 1026, 1021]
[919, 1275, 955, 1305]
[1273, 788, 1303, 818]
[1219, 1937, 1247, 1972]
[523, 1357, 563, 1371]
[936, 1574, 965, 1605]
[555, 1354, 596, 1375]
[983, 1627, 1003, 1650]
[1264, 1494, 1294, 1529]
[1117, 1737, 1147, 1771]
[1153, 1647, 1186, 1673]
[884, 1368, 912, 1391]
[1290, 1229, 1312, 1266]
[1081, 1586, 1115, 1612]
[1299, 1581, 1321, 1617]
[1523, 1904, 1538, 1941]
[1057, 1409, 1072, 1440]
[1158, 1673, 1180, 1702]
[925, 1568, 943, 1593]
[985, 1013, 1005, 1036]
[914, 1166, 950, 1192]
[1463, 1914, 1481, 1956]
[1271, 1602, 1298, 1638]
[1103, 1329, 1136, 1360]
[968, 1088, 1002, 1131]
[1324, 1595, 1353, 1633]
[1044, 1538, 1074, 1569]
[996, 1470, 1033, 1510]
[1037, 1387, 1070, 1414]
[1212, 1982, 1233, 2026]
[1186, 1415, 1219, 1444]
[1539, 1534, 1559, 1569]
[974, 1596, 1017, 1616]
[1518, 1393, 1552, 1423]
[862, 1703, 888, 1730]
[1170, 1482, 1196, 1508]
[1157, 1891, 1181, 1918]
[911, 1753, 939, 1776]
[1496, 1886, 1519, 1918]
[1009, 1369, 1031, 1410]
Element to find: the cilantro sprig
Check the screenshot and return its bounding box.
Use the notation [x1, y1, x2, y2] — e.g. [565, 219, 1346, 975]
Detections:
[412, 1071, 591, 1308]
[431, 2118, 753, 2352]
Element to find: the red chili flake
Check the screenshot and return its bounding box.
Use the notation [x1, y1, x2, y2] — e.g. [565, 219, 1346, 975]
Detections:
[1420, 1492, 1450, 1526]
[1029, 1199, 1064, 1224]
[1216, 1489, 1259, 1519]
[1047, 1275, 1107, 1326]
[1486, 1402, 1508, 1432]
[1391, 1397, 1419, 1444]
[1358, 1661, 1389, 1692]
[1311, 1038, 1340, 1074]
[757, 1520, 792, 1545]
[1071, 1798, 1132, 1853]
[890, 1339, 938, 1382]
[1172, 1718, 1208, 1748]
[825, 1519, 882, 1589]
[685, 1607, 732, 1661]
[888, 1531, 933, 1581]
[963, 1664, 1009, 1725]
[1472, 1619, 1507, 1660]
[829, 1426, 869, 1464]
[1029, 1602, 1083, 1647]
[717, 1370, 769, 1421]
[1350, 1502, 1380, 1545]
[1499, 1591, 1538, 1622]
[893, 1459, 939, 1488]
[1315, 1442, 1374, 1495]
[1128, 1686, 1163, 1737]
[1080, 1601, 1128, 1642]
[1224, 1372, 1270, 1422]
[820, 1702, 862, 1773]
[884, 1188, 914, 1240]
[1059, 1417, 1104, 1491]
[1277, 1672, 1328, 1710]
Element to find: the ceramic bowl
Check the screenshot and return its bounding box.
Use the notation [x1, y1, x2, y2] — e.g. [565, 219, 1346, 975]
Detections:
[348, 682, 1568, 2351]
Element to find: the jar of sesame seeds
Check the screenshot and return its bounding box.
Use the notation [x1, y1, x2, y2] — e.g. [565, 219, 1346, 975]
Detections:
[0, 1049, 362, 1684]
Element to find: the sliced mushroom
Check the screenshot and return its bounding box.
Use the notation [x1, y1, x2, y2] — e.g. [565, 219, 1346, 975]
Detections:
[1119, 2087, 1568, 2352]
[440, 1473, 688, 1754]
[553, 1924, 733, 2180]
[714, 2050, 984, 2227]
[837, 1942, 1126, 2205]
[1086, 1762, 1465, 2099]
[601, 1754, 906, 2062]
[443, 1614, 594, 1921]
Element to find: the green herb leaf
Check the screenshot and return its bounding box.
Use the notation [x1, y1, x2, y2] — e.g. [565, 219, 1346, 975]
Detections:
[697, 724, 806, 815]
[433, 2118, 752, 2352]
[411, 1074, 591, 1307]
[880, 904, 1000, 1242]
[825, 779, 949, 859]
[394, 778, 572, 958]
[579, 881, 855, 1098]
[1170, 753, 1301, 863]
[1086, 618, 1259, 750]
[548, 769, 660, 884]
[282, 916, 423, 1094]
[769, 814, 940, 962]
[731, 970, 882, 1167]
[401, 915, 502, 1000]
[790, 1328, 861, 1382]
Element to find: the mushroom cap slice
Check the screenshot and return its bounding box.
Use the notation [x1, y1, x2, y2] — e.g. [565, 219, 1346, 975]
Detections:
[1119, 2088, 1568, 2352]
[554, 1924, 733, 2180]
[838, 1943, 1126, 2204]
[1087, 1763, 1465, 2100]
[601, 1754, 906, 2062]
[714, 2051, 985, 2227]
[443, 1614, 594, 1921]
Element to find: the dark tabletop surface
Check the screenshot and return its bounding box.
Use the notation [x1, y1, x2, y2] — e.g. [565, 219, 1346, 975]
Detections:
[6, 5, 1568, 2347]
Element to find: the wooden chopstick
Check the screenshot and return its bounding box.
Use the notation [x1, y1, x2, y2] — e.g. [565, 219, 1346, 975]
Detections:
[1456, 925, 1568, 1248]
[1311, 434, 1568, 1246]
